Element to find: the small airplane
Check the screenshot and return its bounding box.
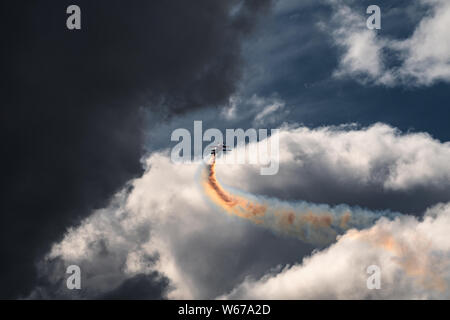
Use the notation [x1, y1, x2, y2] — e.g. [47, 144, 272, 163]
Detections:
[210, 144, 231, 156]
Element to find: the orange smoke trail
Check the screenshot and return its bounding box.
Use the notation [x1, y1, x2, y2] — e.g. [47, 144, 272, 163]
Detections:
[203, 155, 267, 224]
[202, 156, 366, 245]
[202, 157, 443, 291]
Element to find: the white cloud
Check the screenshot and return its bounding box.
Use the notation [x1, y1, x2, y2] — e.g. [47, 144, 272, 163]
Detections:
[329, 0, 450, 86]
[32, 123, 450, 299]
[397, 0, 450, 85]
[254, 100, 285, 124]
[222, 202, 450, 299]
[330, 3, 393, 85]
[219, 123, 450, 193]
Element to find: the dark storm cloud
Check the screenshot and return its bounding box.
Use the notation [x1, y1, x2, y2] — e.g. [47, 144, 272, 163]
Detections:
[1, 0, 271, 299]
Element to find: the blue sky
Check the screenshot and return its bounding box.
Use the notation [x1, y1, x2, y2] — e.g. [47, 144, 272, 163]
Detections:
[238, 0, 450, 140]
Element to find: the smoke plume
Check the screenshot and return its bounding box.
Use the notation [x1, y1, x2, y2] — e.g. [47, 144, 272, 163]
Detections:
[202, 155, 399, 246]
